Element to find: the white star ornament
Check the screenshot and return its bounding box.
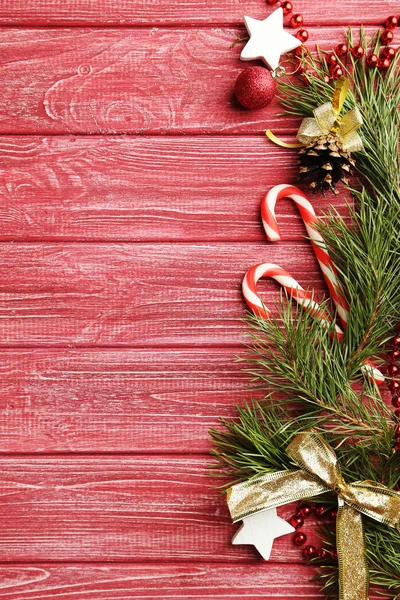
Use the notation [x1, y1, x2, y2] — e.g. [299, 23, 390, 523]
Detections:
[241, 8, 301, 71]
[232, 507, 295, 560]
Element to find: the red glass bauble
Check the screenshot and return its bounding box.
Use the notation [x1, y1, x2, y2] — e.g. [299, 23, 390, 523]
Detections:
[293, 531, 307, 545]
[291, 14, 304, 28]
[394, 408, 400, 418]
[299, 504, 313, 518]
[327, 53, 338, 66]
[391, 395, 400, 408]
[382, 47, 396, 60]
[290, 515, 304, 529]
[296, 29, 309, 42]
[389, 380, 400, 393]
[388, 364, 400, 377]
[393, 335, 400, 346]
[282, 1, 293, 15]
[303, 545, 317, 558]
[366, 53, 378, 67]
[382, 29, 394, 44]
[318, 548, 328, 559]
[395, 423, 400, 437]
[330, 548, 338, 561]
[351, 45, 365, 58]
[388, 349, 400, 361]
[314, 505, 326, 516]
[336, 43, 348, 56]
[323, 74, 331, 83]
[386, 15, 398, 29]
[378, 57, 391, 70]
[331, 65, 344, 79]
[234, 67, 277, 110]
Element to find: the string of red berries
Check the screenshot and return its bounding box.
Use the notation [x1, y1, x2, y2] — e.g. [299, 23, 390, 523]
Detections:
[289, 503, 338, 561]
[267, 0, 398, 81]
[387, 325, 400, 437]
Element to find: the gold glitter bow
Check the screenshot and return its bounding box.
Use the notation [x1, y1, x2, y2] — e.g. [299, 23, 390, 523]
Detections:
[227, 431, 400, 600]
[266, 77, 364, 152]
[296, 77, 364, 152]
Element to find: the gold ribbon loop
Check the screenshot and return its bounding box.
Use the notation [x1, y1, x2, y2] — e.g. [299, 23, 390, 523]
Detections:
[227, 431, 400, 600]
[296, 77, 364, 153]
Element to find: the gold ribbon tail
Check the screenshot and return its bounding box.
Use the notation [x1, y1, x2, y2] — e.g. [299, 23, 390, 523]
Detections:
[337, 499, 369, 600]
[266, 129, 304, 148]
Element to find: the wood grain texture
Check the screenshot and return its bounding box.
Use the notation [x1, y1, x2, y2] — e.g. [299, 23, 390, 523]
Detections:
[0, 563, 324, 599]
[0, 136, 353, 242]
[0, 0, 393, 26]
[0, 27, 373, 135]
[0, 455, 323, 562]
[0, 348, 254, 453]
[0, 242, 328, 346]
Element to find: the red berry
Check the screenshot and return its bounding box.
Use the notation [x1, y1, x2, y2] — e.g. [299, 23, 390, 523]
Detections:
[391, 395, 400, 408]
[314, 505, 326, 516]
[331, 65, 344, 79]
[385, 16, 398, 29]
[393, 335, 400, 346]
[378, 57, 391, 70]
[389, 380, 400, 393]
[267, 0, 280, 3]
[330, 548, 338, 561]
[394, 408, 400, 418]
[281, 1, 293, 15]
[366, 53, 378, 67]
[296, 29, 309, 42]
[351, 45, 365, 58]
[335, 43, 348, 56]
[299, 504, 313, 518]
[381, 29, 394, 45]
[290, 515, 304, 529]
[327, 53, 338, 66]
[382, 47, 396, 60]
[303, 545, 318, 558]
[323, 74, 331, 83]
[388, 364, 399, 377]
[295, 60, 306, 74]
[318, 548, 328, 559]
[234, 66, 277, 110]
[291, 14, 304, 27]
[388, 349, 400, 361]
[328, 508, 338, 519]
[293, 531, 307, 545]
[395, 423, 400, 437]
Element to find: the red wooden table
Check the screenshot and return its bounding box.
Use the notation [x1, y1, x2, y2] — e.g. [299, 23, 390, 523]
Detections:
[0, 1, 394, 598]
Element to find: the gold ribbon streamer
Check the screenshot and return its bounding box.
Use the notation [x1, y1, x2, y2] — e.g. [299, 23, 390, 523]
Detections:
[266, 77, 364, 153]
[227, 432, 400, 600]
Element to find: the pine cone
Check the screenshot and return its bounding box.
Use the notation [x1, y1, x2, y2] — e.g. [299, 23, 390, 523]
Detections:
[297, 133, 356, 194]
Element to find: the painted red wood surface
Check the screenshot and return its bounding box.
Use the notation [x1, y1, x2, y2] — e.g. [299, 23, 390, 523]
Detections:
[0, 1, 387, 599]
[0, 27, 376, 135]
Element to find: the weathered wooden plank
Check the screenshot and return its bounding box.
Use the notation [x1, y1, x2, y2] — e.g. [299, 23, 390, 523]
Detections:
[0, 348, 255, 453]
[0, 455, 324, 562]
[0, 242, 328, 346]
[0, 136, 352, 242]
[0, 27, 371, 135]
[0, 563, 324, 598]
[0, 0, 393, 26]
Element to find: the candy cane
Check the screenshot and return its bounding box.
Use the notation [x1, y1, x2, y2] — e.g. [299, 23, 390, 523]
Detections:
[261, 184, 349, 327]
[242, 262, 343, 335]
[242, 262, 384, 384]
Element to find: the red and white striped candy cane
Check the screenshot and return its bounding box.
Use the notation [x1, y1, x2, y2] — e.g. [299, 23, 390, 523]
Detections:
[242, 262, 384, 384]
[261, 184, 349, 327]
[242, 262, 343, 335]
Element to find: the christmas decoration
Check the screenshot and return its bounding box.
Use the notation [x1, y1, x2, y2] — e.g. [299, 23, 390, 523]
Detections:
[234, 66, 277, 109]
[240, 8, 301, 71]
[212, 21, 400, 600]
[231, 507, 294, 559]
